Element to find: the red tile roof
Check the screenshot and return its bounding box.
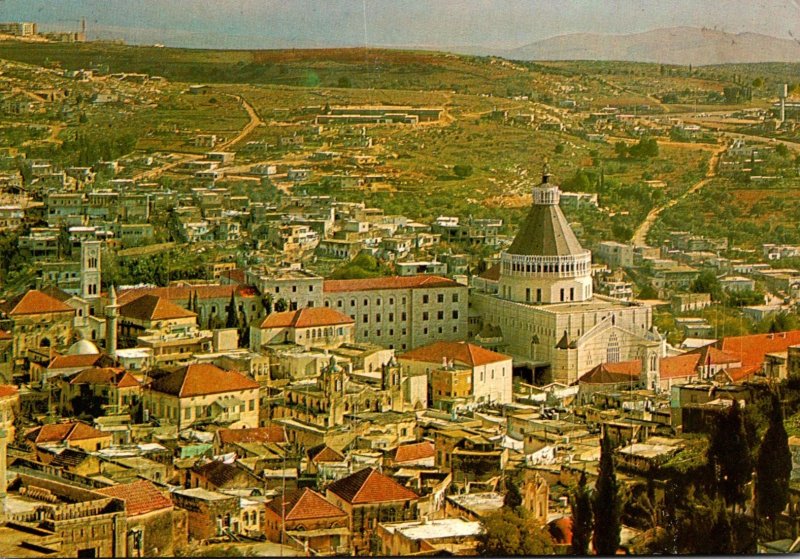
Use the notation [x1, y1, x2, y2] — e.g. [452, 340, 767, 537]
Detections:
[578, 353, 701, 384]
[392, 441, 435, 464]
[719, 330, 800, 369]
[327, 467, 418, 505]
[149, 363, 259, 398]
[27, 421, 110, 444]
[96, 480, 173, 517]
[478, 264, 500, 282]
[69, 367, 141, 389]
[117, 284, 258, 306]
[119, 294, 197, 322]
[718, 365, 761, 383]
[399, 341, 511, 368]
[308, 444, 345, 463]
[217, 426, 286, 445]
[0, 290, 74, 316]
[688, 345, 741, 366]
[48, 353, 112, 370]
[267, 487, 347, 522]
[260, 307, 354, 329]
[0, 384, 18, 398]
[324, 275, 461, 293]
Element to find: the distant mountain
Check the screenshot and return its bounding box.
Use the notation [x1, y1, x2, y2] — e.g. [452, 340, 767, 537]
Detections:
[489, 26, 800, 65]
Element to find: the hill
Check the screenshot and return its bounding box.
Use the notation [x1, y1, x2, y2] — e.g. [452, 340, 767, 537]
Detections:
[501, 26, 800, 65]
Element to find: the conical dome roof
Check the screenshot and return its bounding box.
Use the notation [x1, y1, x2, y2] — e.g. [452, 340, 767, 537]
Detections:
[506, 169, 586, 257]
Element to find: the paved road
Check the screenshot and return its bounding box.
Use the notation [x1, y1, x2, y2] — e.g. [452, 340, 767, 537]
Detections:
[631, 142, 726, 247]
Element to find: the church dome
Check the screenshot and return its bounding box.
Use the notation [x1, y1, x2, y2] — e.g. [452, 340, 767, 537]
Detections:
[505, 168, 587, 258]
[67, 339, 100, 356]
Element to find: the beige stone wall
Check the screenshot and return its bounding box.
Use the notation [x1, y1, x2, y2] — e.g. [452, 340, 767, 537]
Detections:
[323, 285, 468, 352]
[145, 387, 259, 429]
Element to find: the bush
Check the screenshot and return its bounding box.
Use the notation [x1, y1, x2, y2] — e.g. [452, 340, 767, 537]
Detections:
[453, 164, 473, 178]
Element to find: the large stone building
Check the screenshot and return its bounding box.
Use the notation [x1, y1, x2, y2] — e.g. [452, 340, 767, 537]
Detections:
[470, 167, 660, 384]
[323, 275, 468, 352]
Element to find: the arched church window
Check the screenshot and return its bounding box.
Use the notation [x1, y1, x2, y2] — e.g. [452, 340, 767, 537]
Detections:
[607, 333, 620, 363]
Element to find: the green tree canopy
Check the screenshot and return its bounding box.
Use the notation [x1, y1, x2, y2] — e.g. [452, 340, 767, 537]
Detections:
[478, 508, 554, 556]
[570, 470, 593, 555]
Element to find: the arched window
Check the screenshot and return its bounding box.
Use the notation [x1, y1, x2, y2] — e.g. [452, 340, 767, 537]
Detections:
[607, 333, 620, 363]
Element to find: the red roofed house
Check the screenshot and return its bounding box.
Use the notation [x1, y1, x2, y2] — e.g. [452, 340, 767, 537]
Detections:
[326, 467, 419, 555]
[58, 366, 142, 416]
[399, 341, 513, 405]
[0, 289, 75, 361]
[97, 480, 186, 556]
[117, 283, 263, 331]
[264, 487, 350, 555]
[385, 440, 436, 468]
[322, 275, 468, 352]
[25, 420, 113, 452]
[144, 363, 260, 430]
[251, 307, 355, 350]
[718, 330, 800, 375]
[576, 347, 721, 402]
[118, 294, 198, 345]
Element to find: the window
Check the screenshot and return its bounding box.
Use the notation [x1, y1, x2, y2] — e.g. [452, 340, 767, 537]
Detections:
[275, 287, 280, 293]
[363, 314, 368, 323]
[570, 287, 574, 300]
[422, 312, 429, 321]
[337, 300, 342, 307]
[249, 399, 255, 411]
[376, 298, 382, 305]
[292, 286, 297, 292]
[452, 310, 459, 319]
[376, 314, 381, 322]
[389, 297, 394, 305]
[401, 312, 407, 321]
[437, 311, 444, 320]
[350, 299, 355, 307]
[437, 294, 444, 303]
[309, 285, 314, 292]
[607, 333, 620, 363]
[363, 298, 369, 306]
[423, 327, 428, 334]
[536, 288, 542, 302]
[560, 289, 565, 302]
[389, 313, 394, 322]
[422, 295, 429, 304]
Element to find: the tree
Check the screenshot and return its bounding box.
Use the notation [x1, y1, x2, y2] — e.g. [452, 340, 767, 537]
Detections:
[478, 508, 554, 556]
[503, 478, 523, 509]
[274, 298, 288, 312]
[756, 392, 792, 539]
[708, 399, 752, 511]
[453, 164, 473, 178]
[593, 433, 622, 555]
[638, 284, 658, 299]
[571, 470, 593, 555]
[554, 143, 565, 155]
[691, 270, 722, 301]
[226, 292, 238, 328]
[614, 141, 628, 159]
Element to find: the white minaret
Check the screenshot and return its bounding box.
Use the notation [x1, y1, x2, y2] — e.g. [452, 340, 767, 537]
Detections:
[80, 240, 102, 301]
[105, 285, 119, 358]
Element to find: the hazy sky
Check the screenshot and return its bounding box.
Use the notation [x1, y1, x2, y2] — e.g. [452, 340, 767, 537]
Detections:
[3, 0, 800, 49]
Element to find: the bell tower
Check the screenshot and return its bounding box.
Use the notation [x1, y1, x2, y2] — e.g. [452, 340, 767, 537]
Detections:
[640, 343, 661, 392]
[80, 240, 102, 302]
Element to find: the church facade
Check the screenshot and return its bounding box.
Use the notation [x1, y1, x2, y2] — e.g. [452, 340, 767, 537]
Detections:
[470, 167, 662, 384]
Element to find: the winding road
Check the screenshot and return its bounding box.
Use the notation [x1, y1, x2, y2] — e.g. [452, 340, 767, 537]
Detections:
[631, 142, 727, 247]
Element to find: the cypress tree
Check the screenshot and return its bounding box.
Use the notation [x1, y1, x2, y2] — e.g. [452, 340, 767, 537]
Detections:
[503, 478, 523, 509]
[592, 434, 621, 555]
[708, 400, 752, 511]
[226, 292, 238, 328]
[571, 470, 593, 555]
[756, 392, 793, 539]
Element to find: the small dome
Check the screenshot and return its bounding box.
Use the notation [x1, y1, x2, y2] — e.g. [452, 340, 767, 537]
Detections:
[67, 339, 100, 356]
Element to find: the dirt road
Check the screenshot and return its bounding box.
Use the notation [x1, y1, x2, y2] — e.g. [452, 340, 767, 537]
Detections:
[631, 143, 726, 246]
